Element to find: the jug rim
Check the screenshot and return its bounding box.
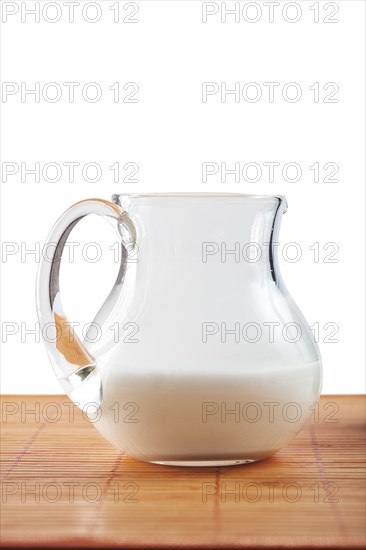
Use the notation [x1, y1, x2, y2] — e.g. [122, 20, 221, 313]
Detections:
[112, 193, 288, 212]
[112, 192, 287, 202]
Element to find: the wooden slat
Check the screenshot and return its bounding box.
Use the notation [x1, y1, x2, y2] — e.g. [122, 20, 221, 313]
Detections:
[0, 395, 365, 549]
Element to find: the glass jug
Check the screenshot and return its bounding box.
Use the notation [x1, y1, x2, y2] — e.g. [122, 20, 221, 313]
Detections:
[36, 193, 322, 466]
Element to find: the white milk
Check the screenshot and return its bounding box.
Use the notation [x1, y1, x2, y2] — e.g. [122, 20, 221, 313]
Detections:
[94, 360, 321, 465]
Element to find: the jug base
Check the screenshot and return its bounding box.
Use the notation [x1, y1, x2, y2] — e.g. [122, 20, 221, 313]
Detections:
[150, 459, 257, 467]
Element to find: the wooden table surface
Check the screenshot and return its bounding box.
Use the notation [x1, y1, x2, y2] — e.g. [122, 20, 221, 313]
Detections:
[0, 395, 365, 549]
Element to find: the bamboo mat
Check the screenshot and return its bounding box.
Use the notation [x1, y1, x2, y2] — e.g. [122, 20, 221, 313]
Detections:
[0, 395, 365, 549]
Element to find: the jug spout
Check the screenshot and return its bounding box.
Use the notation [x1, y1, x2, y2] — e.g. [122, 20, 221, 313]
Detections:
[267, 195, 288, 286]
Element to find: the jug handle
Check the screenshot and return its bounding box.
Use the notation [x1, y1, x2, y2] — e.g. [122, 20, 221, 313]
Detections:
[36, 198, 136, 405]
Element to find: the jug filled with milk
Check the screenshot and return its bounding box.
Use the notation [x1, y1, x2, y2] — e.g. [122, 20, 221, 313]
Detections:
[37, 194, 322, 466]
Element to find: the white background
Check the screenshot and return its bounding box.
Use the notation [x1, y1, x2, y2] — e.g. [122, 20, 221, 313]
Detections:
[1, 0, 365, 394]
